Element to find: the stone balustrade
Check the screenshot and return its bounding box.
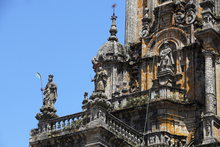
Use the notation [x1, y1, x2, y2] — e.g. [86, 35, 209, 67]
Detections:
[105, 109, 143, 145]
[31, 112, 85, 136]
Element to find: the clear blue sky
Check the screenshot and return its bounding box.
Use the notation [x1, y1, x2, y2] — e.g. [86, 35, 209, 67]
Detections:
[0, 0, 125, 146]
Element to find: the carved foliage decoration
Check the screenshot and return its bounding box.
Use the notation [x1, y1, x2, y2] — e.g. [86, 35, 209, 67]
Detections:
[174, 0, 196, 25]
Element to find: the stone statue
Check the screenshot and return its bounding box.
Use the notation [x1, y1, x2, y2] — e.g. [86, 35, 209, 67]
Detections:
[42, 74, 57, 107]
[159, 42, 175, 72]
[94, 67, 107, 92]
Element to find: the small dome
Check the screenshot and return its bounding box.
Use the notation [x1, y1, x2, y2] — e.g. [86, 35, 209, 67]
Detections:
[96, 40, 127, 62]
[95, 12, 128, 62]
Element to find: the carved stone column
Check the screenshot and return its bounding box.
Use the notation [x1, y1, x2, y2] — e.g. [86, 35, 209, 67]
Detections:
[203, 50, 216, 115]
[125, 0, 138, 45]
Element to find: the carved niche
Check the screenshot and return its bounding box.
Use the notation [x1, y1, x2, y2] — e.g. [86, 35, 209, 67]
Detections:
[158, 41, 176, 86]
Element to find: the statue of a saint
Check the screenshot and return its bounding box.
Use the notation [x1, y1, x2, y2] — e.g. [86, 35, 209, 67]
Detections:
[93, 67, 107, 92]
[42, 74, 57, 107]
[159, 42, 175, 72]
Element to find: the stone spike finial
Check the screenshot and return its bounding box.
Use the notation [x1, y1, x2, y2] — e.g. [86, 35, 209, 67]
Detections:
[108, 4, 118, 42]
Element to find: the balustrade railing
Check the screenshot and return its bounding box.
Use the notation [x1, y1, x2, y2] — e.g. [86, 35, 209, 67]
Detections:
[105, 110, 143, 145]
[31, 107, 143, 146]
[35, 112, 85, 135]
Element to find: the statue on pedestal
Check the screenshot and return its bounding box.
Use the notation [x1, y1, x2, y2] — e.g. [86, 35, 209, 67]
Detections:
[36, 74, 58, 120]
[159, 41, 175, 73]
[94, 67, 107, 92]
[42, 74, 57, 107]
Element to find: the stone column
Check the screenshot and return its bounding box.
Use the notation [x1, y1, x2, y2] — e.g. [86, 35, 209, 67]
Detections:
[125, 0, 138, 45]
[203, 50, 217, 114]
[215, 57, 220, 116]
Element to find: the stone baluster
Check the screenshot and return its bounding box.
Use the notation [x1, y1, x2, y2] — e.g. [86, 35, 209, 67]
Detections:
[47, 123, 51, 132]
[71, 118, 75, 128]
[43, 125, 46, 132]
[203, 50, 217, 114]
[62, 120, 65, 130]
[57, 121, 61, 130]
[67, 119, 70, 128]
[52, 123, 56, 131]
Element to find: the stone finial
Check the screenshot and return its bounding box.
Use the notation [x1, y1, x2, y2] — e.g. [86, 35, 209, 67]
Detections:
[82, 92, 88, 104]
[108, 4, 118, 42]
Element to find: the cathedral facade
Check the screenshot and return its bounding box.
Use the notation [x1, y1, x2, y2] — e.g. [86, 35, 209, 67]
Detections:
[30, 0, 220, 146]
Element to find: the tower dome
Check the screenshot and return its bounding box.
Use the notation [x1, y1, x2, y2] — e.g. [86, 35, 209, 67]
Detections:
[95, 12, 128, 63]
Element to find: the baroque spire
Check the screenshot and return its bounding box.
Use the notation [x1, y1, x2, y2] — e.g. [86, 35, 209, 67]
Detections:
[108, 4, 118, 42]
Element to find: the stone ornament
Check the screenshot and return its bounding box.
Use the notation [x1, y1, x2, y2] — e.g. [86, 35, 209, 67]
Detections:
[185, 0, 196, 24]
[205, 120, 212, 137]
[140, 8, 151, 39]
[174, 0, 196, 25]
[174, 1, 186, 25]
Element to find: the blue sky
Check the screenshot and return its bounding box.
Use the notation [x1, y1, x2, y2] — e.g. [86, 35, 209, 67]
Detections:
[0, 0, 125, 146]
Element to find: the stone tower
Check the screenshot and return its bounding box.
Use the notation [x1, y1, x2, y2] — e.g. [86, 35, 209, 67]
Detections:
[30, 0, 220, 146]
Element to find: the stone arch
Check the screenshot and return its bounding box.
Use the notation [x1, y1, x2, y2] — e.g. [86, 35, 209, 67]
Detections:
[146, 27, 189, 56]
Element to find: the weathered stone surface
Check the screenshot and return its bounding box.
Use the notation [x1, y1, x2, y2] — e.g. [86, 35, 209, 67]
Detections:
[30, 0, 220, 146]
